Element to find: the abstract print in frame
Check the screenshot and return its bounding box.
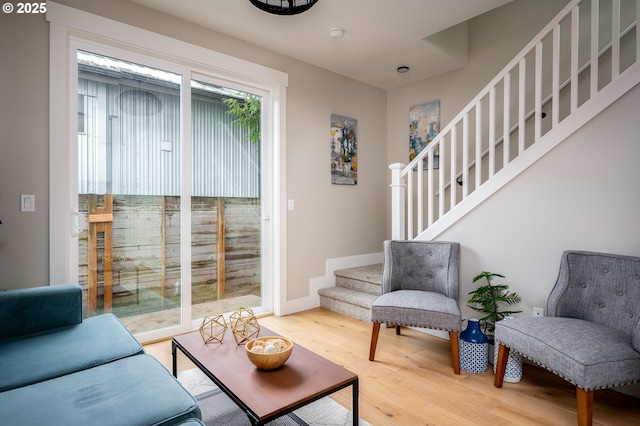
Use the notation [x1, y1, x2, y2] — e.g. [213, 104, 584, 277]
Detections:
[330, 114, 357, 185]
[409, 100, 440, 169]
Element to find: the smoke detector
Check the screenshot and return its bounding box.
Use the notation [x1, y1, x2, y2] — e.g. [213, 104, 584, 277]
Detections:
[329, 28, 345, 39]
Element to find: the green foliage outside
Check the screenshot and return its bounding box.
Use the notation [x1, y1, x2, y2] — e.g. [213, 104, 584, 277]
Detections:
[467, 271, 522, 343]
[223, 94, 261, 144]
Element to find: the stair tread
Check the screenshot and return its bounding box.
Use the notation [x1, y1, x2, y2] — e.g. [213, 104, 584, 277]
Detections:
[334, 263, 382, 284]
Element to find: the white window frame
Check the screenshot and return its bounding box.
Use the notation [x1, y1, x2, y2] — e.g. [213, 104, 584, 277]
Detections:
[47, 2, 288, 341]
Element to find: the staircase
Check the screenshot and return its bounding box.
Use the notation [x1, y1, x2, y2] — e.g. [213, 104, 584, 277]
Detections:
[319, 0, 639, 321]
[318, 264, 382, 322]
[392, 0, 640, 241]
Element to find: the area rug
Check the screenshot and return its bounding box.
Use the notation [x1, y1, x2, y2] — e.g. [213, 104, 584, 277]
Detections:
[179, 369, 369, 426]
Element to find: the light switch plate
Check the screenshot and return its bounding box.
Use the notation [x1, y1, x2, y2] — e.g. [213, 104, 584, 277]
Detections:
[21, 194, 35, 212]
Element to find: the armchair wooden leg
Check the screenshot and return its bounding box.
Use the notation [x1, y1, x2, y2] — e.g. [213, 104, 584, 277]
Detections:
[395, 325, 401, 335]
[576, 387, 593, 426]
[369, 322, 381, 361]
[448, 331, 460, 374]
[494, 344, 510, 387]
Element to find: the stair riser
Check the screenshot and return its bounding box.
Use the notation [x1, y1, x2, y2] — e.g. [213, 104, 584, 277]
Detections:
[334, 276, 381, 295]
[319, 296, 372, 323]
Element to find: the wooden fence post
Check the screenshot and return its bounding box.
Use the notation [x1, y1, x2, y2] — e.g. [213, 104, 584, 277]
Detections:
[88, 194, 113, 313]
[217, 198, 226, 300]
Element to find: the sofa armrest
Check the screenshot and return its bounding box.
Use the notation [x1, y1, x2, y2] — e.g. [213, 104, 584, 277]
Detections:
[0, 284, 82, 341]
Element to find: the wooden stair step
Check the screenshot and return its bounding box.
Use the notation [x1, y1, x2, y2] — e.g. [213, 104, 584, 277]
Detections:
[318, 263, 383, 322]
[334, 263, 382, 284]
[334, 263, 382, 296]
[318, 286, 378, 323]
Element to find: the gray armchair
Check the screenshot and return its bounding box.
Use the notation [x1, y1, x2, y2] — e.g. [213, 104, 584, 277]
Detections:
[369, 240, 462, 374]
[494, 250, 640, 426]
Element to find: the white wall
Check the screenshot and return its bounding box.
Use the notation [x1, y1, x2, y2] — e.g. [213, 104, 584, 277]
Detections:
[284, 62, 387, 300]
[0, 12, 50, 289]
[441, 83, 640, 317]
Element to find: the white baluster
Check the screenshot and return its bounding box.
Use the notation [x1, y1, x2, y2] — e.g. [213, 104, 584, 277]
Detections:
[389, 163, 406, 240]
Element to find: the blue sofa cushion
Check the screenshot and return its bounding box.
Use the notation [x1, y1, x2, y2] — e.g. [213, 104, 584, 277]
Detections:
[0, 313, 143, 391]
[0, 284, 82, 340]
[1, 354, 201, 426]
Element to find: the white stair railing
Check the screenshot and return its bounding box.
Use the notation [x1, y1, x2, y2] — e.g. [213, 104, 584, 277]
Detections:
[391, 0, 639, 240]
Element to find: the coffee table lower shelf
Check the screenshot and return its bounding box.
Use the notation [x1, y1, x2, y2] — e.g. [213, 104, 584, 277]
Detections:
[172, 327, 359, 426]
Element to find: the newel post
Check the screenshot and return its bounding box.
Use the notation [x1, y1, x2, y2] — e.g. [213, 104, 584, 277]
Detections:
[389, 163, 406, 240]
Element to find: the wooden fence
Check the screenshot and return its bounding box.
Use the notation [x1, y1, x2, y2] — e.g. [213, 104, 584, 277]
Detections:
[78, 194, 261, 317]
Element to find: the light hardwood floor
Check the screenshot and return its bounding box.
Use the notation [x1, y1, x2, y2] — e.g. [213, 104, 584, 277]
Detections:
[144, 308, 640, 426]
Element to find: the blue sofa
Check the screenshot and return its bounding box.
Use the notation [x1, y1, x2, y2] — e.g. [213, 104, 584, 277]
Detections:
[0, 284, 202, 426]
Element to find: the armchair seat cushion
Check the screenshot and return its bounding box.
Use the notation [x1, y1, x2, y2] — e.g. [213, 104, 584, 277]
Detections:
[496, 317, 640, 391]
[371, 290, 462, 332]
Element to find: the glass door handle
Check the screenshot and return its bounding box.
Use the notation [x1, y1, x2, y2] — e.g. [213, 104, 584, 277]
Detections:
[71, 210, 86, 237]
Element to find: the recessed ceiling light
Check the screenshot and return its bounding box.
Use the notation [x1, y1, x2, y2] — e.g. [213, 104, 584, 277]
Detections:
[397, 66, 410, 73]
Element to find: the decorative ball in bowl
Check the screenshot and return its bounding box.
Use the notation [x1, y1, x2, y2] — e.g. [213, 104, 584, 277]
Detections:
[246, 336, 293, 370]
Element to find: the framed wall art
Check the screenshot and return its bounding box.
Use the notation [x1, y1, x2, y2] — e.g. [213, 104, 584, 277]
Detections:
[409, 100, 440, 169]
[330, 114, 357, 185]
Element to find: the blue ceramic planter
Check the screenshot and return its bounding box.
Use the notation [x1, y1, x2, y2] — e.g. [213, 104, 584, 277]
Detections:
[459, 318, 488, 373]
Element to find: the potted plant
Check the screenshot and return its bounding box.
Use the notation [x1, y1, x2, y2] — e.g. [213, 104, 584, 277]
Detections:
[466, 271, 524, 381]
[467, 271, 522, 344]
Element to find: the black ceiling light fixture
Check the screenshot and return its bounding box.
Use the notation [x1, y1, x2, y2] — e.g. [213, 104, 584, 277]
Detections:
[249, 0, 319, 15]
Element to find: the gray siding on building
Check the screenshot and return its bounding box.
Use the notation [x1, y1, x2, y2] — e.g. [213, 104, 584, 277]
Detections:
[78, 67, 260, 198]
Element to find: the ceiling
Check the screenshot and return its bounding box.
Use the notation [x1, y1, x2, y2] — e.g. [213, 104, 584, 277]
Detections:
[128, 0, 513, 90]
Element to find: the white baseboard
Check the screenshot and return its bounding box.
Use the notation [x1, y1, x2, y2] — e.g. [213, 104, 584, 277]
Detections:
[278, 252, 383, 316]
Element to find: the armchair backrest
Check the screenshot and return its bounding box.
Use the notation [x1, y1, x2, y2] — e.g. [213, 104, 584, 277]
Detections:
[548, 250, 640, 351]
[382, 240, 460, 300]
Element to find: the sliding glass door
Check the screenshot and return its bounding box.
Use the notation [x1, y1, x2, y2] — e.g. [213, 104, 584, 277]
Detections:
[189, 78, 264, 322]
[73, 48, 267, 338]
[49, 6, 287, 342]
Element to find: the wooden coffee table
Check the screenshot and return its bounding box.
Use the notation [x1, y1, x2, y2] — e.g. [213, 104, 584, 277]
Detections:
[172, 326, 359, 425]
